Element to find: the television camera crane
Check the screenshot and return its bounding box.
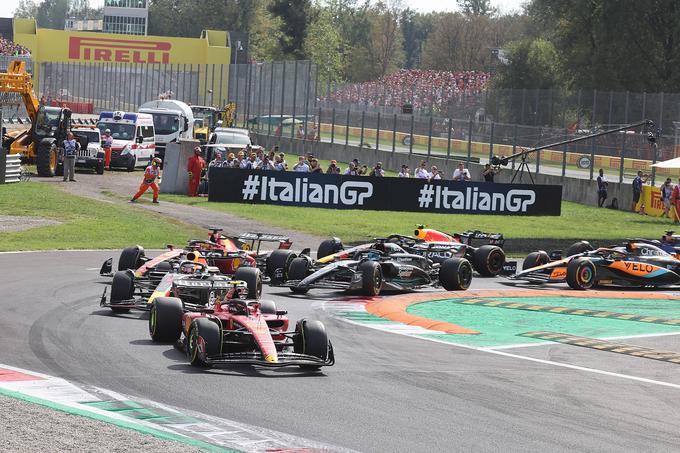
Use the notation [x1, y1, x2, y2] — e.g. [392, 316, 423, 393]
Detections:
[490, 119, 657, 184]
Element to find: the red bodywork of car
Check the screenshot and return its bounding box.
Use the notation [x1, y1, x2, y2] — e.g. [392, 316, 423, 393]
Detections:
[413, 227, 456, 243]
[182, 300, 289, 363]
[135, 249, 184, 277]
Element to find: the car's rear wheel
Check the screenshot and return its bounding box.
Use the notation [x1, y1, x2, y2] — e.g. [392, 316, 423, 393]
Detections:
[266, 249, 296, 284]
[359, 260, 382, 296]
[565, 240, 594, 257]
[472, 245, 505, 276]
[317, 238, 343, 260]
[233, 267, 262, 299]
[566, 258, 596, 290]
[110, 270, 134, 313]
[294, 319, 329, 370]
[149, 297, 183, 342]
[439, 257, 472, 291]
[287, 258, 309, 294]
[188, 318, 221, 368]
[522, 251, 550, 270]
[118, 245, 145, 271]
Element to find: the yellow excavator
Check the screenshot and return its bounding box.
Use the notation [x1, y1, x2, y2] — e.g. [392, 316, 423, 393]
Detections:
[1, 60, 71, 177]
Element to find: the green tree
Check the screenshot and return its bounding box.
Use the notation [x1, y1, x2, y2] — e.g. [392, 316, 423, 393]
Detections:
[269, 0, 311, 59]
[304, 8, 344, 82]
[421, 12, 493, 71]
[493, 38, 562, 89]
[249, 1, 284, 61]
[400, 9, 433, 68]
[457, 0, 495, 16]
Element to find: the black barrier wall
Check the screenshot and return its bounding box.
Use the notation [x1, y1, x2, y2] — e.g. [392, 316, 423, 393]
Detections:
[208, 168, 563, 215]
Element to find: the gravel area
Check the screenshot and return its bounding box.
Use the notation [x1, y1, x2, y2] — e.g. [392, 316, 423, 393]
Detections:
[0, 394, 205, 452]
[0, 215, 61, 232]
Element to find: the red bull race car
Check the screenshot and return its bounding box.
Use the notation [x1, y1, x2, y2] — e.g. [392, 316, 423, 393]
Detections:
[510, 240, 680, 289]
[149, 290, 334, 369]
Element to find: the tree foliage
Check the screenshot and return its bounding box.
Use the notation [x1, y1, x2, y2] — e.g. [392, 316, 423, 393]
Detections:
[492, 38, 562, 89]
[269, 0, 311, 59]
[304, 7, 344, 82]
[400, 8, 432, 68]
[14, 0, 100, 29]
[457, 0, 495, 16]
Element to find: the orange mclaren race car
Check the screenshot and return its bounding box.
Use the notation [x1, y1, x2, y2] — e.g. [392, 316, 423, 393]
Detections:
[510, 240, 680, 290]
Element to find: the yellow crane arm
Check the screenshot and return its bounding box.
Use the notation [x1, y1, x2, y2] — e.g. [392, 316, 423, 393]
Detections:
[0, 60, 40, 120]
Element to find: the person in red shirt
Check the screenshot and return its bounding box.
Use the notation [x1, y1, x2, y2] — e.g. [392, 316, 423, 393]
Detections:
[130, 157, 162, 203]
[187, 146, 206, 197]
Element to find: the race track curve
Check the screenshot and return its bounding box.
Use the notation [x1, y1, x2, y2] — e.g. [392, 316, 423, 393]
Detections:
[2, 251, 680, 452]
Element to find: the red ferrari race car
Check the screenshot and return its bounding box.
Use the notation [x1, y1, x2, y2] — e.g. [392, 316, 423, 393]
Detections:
[149, 288, 334, 369]
[99, 228, 293, 282]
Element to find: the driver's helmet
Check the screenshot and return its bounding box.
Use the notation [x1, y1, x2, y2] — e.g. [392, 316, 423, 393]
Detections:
[625, 242, 636, 253]
[373, 242, 386, 253]
[366, 251, 381, 261]
[180, 262, 195, 274]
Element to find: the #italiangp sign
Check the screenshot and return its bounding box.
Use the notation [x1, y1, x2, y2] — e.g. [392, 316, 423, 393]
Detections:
[208, 168, 563, 216]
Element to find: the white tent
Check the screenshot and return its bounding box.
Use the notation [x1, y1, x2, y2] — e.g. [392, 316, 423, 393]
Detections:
[652, 156, 680, 168]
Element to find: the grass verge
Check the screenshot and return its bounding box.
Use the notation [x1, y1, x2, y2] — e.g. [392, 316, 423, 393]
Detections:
[160, 194, 672, 243]
[0, 182, 202, 251]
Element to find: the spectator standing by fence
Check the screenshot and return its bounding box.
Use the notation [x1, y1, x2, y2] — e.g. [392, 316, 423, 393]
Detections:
[293, 156, 309, 172]
[62, 131, 78, 182]
[310, 158, 323, 173]
[482, 164, 498, 182]
[327, 160, 341, 174]
[399, 165, 410, 177]
[415, 161, 430, 179]
[662, 178, 673, 218]
[631, 171, 647, 212]
[452, 162, 471, 181]
[371, 162, 385, 177]
[596, 169, 608, 207]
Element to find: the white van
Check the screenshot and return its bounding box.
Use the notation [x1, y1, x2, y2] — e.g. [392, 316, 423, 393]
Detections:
[138, 100, 194, 161]
[97, 111, 156, 171]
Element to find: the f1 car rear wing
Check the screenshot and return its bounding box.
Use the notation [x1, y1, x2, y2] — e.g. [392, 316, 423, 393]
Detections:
[236, 232, 292, 253]
[454, 230, 505, 247]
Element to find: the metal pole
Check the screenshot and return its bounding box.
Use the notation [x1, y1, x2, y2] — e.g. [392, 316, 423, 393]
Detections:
[590, 89, 597, 180]
[489, 122, 494, 161]
[235, 62, 240, 112]
[535, 126, 540, 174]
[360, 110, 365, 147]
[345, 108, 350, 147]
[446, 118, 452, 159]
[245, 63, 252, 127]
[331, 107, 335, 144]
[280, 63, 286, 139]
[303, 61, 312, 143]
[642, 91, 647, 120]
[561, 128, 567, 179]
[409, 114, 414, 155]
[512, 124, 517, 170]
[466, 118, 472, 164]
[268, 63, 274, 136]
[427, 115, 433, 158]
[619, 133, 626, 183]
[256, 64, 263, 129]
[392, 113, 397, 154]
[376, 111, 381, 150]
[291, 61, 298, 140]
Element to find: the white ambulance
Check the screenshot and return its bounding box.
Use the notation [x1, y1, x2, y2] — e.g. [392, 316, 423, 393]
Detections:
[96, 111, 156, 171]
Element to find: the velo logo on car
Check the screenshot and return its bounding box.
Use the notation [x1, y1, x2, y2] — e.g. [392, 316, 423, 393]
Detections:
[208, 168, 562, 215]
[68, 37, 171, 64]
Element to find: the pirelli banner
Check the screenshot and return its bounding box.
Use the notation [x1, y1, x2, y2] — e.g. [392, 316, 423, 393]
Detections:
[208, 168, 563, 216]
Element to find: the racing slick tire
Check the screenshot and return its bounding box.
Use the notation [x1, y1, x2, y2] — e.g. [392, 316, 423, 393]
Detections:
[565, 240, 594, 257]
[439, 257, 473, 291]
[522, 251, 550, 270]
[566, 258, 597, 290]
[233, 266, 263, 300]
[188, 318, 220, 368]
[149, 297, 183, 342]
[294, 319, 329, 370]
[287, 258, 310, 294]
[259, 300, 277, 315]
[317, 238, 344, 260]
[266, 249, 297, 284]
[109, 270, 134, 313]
[359, 260, 382, 296]
[118, 245, 145, 271]
[472, 245, 506, 276]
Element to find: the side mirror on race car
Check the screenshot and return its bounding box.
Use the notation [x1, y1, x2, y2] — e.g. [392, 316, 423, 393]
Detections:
[100, 258, 112, 276]
[276, 309, 288, 316]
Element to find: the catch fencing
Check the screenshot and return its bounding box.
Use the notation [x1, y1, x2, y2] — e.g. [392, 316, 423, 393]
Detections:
[4, 153, 21, 183]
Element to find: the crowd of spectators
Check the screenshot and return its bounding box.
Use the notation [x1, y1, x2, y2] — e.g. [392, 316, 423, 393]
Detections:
[321, 70, 491, 113]
[207, 146, 497, 183]
[0, 37, 30, 56]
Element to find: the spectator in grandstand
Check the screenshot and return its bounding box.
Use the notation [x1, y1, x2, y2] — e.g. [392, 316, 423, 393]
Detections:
[309, 158, 323, 173]
[398, 164, 410, 177]
[297, 123, 305, 139]
[293, 155, 310, 172]
[596, 169, 608, 207]
[0, 37, 30, 56]
[273, 154, 286, 171]
[452, 162, 471, 181]
[278, 152, 288, 170]
[482, 163, 499, 183]
[370, 162, 385, 177]
[415, 161, 430, 179]
[257, 155, 276, 170]
[429, 166, 442, 181]
[225, 152, 236, 167]
[327, 160, 341, 174]
[243, 153, 258, 169]
[208, 151, 223, 168]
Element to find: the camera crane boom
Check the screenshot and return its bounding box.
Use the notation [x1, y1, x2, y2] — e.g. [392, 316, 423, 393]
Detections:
[490, 119, 656, 183]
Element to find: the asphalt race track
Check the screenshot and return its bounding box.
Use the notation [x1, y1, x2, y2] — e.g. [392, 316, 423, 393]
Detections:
[4, 251, 680, 452]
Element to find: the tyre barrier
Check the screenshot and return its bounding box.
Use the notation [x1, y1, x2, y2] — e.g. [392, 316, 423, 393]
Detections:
[5, 153, 21, 183]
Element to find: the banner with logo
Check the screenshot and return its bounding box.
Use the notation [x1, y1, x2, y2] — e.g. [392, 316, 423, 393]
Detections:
[208, 168, 563, 216]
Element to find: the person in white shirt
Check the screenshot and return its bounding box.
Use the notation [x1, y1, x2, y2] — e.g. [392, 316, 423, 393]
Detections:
[344, 162, 359, 175]
[293, 155, 309, 172]
[452, 162, 471, 181]
[415, 161, 430, 179]
[398, 165, 410, 177]
[429, 166, 441, 180]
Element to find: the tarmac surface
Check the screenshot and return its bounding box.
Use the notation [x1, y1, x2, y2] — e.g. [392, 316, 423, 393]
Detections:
[3, 250, 680, 451]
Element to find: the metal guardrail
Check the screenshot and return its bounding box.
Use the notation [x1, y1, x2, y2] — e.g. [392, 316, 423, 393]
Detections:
[5, 153, 21, 183]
